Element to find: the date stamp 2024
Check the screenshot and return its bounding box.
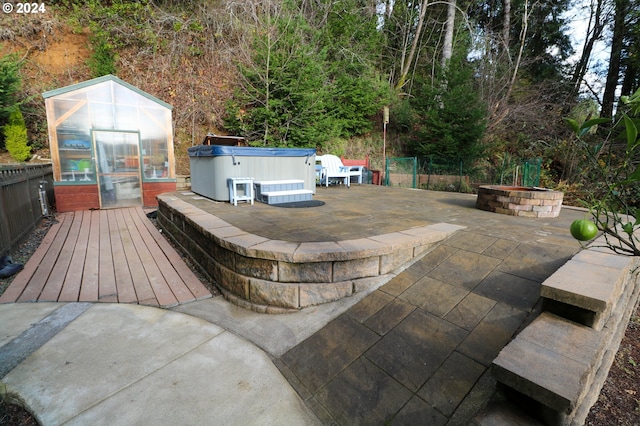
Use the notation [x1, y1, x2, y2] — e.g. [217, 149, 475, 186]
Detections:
[3, 2, 47, 14]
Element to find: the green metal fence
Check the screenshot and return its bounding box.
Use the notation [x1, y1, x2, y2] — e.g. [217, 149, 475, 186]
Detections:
[385, 157, 417, 188]
[494, 154, 541, 187]
[522, 158, 542, 187]
[382, 155, 541, 190]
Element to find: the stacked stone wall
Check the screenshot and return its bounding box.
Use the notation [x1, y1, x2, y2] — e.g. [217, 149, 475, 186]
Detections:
[476, 186, 564, 218]
[156, 194, 462, 312]
[484, 237, 640, 425]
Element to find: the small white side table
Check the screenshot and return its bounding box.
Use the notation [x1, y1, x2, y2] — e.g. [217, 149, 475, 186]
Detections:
[228, 177, 254, 206]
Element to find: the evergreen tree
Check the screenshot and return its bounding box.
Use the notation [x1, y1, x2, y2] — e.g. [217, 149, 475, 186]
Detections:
[225, 0, 389, 146]
[225, 11, 332, 147]
[4, 106, 30, 162]
[0, 55, 22, 151]
[397, 51, 486, 164]
[318, 0, 389, 136]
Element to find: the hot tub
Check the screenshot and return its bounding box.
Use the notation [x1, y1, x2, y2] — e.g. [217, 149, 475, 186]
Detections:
[188, 145, 316, 201]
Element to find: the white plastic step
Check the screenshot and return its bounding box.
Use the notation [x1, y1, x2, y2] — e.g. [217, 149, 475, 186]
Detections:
[260, 189, 313, 205]
[254, 180, 306, 202]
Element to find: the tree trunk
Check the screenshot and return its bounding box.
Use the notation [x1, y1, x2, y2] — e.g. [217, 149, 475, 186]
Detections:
[396, 0, 430, 92]
[601, 0, 627, 118]
[502, 0, 511, 51]
[571, 0, 607, 96]
[506, 0, 530, 102]
[441, 0, 456, 67]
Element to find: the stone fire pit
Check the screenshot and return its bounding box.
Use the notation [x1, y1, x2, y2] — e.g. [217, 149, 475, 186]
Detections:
[476, 185, 563, 218]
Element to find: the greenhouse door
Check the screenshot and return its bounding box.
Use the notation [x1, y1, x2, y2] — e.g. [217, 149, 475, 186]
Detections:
[93, 131, 143, 209]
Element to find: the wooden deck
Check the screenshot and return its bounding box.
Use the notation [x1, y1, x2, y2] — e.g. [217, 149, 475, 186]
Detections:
[0, 207, 212, 308]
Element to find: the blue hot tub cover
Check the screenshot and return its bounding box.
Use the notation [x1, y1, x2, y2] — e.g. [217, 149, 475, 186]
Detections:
[188, 145, 316, 157]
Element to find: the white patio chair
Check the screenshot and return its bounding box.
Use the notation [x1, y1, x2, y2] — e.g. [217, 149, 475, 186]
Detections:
[318, 154, 352, 187]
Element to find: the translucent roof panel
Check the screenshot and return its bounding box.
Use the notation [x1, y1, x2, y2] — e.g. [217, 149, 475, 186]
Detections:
[113, 104, 139, 131]
[46, 77, 172, 136]
[53, 99, 89, 131]
[113, 82, 159, 108]
[43, 75, 172, 110]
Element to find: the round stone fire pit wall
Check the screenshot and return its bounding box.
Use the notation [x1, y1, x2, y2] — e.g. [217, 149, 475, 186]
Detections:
[476, 185, 564, 218]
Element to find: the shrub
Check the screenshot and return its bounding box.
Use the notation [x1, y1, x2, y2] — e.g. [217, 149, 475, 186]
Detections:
[87, 33, 117, 77]
[0, 54, 21, 150]
[4, 107, 30, 162]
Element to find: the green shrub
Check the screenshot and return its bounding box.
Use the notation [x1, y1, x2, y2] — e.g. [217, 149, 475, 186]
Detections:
[87, 33, 117, 77]
[4, 107, 30, 162]
[0, 54, 21, 150]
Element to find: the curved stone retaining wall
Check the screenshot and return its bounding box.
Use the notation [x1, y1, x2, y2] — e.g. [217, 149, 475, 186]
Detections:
[157, 194, 463, 312]
[476, 185, 564, 218]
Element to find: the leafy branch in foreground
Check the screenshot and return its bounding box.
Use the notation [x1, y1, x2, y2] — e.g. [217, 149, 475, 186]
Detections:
[565, 89, 640, 256]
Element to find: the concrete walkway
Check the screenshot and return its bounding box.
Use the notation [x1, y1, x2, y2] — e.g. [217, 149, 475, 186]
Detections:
[0, 188, 588, 425]
[0, 302, 320, 425]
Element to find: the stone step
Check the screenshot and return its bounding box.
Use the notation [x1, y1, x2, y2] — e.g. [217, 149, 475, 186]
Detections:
[492, 313, 602, 418]
[540, 239, 635, 330]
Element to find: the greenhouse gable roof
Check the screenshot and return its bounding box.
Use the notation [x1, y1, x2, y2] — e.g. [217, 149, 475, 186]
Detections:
[42, 74, 172, 110]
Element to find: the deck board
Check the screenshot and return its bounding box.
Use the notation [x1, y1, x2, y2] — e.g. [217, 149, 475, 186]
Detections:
[58, 210, 91, 301]
[0, 214, 65, 303]
[129, 208, 195, 304]
[122, 208, 177, 307]
[2, 207, 211, 307]
[133, 208, 211, 300]
[79, 210, 100, 302]
[96, 209, 117, 302]
[115, 209, 157, 305]
[107, 209, 138, 303]
[18, 212, 74, 302]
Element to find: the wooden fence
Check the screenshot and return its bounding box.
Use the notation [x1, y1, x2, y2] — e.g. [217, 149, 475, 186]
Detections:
[0, 164, 54, 257]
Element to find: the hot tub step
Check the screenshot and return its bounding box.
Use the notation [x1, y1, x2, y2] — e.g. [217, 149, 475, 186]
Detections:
[260, 189, 313, 205]
[254, 180, 307, 203]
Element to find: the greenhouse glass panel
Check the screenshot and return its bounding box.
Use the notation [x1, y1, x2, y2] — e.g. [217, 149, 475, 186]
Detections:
[114, 105, 139, 131]
[42, 75, 175, 211]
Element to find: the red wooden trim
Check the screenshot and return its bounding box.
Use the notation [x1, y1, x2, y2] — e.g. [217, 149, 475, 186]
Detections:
[341, 155, 370, 168]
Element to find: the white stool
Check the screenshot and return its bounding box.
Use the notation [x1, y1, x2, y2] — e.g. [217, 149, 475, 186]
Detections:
[228, 177, 254, 206]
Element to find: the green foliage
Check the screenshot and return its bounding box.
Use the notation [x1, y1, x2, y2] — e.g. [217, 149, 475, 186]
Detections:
[87, 33, 117, 77]
[4, 107, 30, 162]
[396, 54, 487, 165]
[57, 0, 156, 76]
[566, 89, 640, 256]
[485, 0, 574, 82]
[225, 0, 389, 149]
[0, 54, 22, 150]
[319, 0, 389, 137]
[225, 12, 332, 147]
[329, 70, 389, 137]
